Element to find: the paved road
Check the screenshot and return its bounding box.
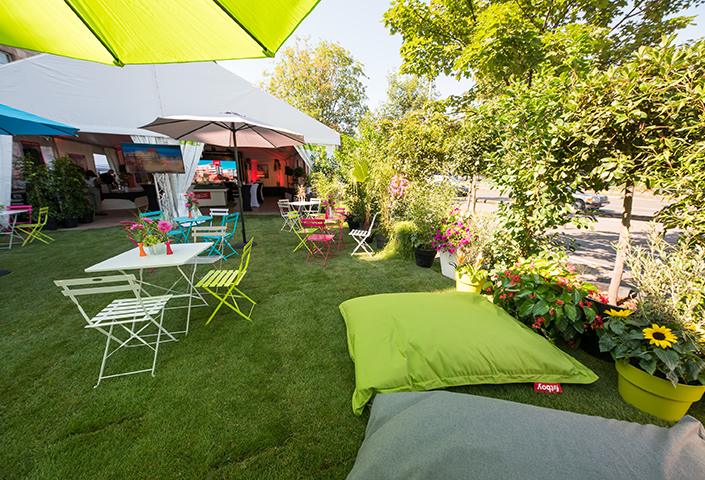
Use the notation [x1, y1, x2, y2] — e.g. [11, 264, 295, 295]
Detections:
[464, 188, 678, 293]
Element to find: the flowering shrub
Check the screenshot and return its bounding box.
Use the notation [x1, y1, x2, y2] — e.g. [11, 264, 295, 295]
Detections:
[432, 208, 475, 254]
[388, 174, 409, 199]
[489, 254, 599, 341]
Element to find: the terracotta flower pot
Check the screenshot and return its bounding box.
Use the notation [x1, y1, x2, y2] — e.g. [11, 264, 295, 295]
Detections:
[615, 360, 705, 421]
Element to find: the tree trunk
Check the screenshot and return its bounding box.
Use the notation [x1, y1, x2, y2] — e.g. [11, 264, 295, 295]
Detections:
[608, 179, 635, 305]
[465, 174, 478, 214]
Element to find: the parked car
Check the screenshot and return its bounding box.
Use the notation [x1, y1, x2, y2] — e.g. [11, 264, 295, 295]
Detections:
[573, 192, 610, 211]
[429, 175, 469, 196]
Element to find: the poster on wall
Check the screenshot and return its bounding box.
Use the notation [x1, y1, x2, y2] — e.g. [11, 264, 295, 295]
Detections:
[68, 154, 87, 170]
[257, 164, 269, 179]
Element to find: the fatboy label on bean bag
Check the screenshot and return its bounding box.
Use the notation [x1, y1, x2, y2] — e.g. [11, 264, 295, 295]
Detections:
[534, 383, 562, 393]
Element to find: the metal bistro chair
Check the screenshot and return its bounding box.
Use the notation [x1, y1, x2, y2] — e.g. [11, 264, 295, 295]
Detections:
[54, 274, 175, 387]
[300, 218, 336, 266]
[200, 212, 239, 260]
[349, 213, 378, 257]
[287, 211, 312, 254]
[16, 206, 54, 246]
[195, 238, 256, 324]
[277, 199, 294, 231]
[209, 208, 230, 226]
[304, 198, 321, 218]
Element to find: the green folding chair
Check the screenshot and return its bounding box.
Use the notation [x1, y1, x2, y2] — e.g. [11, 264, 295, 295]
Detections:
[16, 206, 54, 246]
[195, 238, 256, 324]
[287, 211, 313, 253]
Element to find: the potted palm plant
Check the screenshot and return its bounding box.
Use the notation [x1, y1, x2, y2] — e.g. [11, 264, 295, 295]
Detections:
[598, 228, 705, 421]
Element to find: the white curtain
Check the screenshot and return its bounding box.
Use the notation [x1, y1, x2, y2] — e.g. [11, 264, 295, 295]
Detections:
[0, 135, 12, 226]
[130, 135, 204, 217]
[103, 147, 121, 173]
[295, 145, 314, 172]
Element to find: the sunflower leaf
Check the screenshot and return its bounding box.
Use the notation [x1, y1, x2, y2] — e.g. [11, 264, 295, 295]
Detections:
[639, 358, 657, 375]
[599, 334, 617, 352]
[653, 348, 680, 371]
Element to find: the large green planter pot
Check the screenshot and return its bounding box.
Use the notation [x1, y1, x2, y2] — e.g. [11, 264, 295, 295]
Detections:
[615, 360, 705, 421]
[455, 271, 487, 293]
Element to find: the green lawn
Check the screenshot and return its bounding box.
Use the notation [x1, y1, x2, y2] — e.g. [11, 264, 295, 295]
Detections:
[2, 215, 703, 479]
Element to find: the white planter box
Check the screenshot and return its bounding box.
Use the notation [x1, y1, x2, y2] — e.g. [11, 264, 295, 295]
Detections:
[439, 251, 459, 279]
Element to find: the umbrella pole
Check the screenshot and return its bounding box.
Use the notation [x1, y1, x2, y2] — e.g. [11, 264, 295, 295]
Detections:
[231, 127, 256, 248]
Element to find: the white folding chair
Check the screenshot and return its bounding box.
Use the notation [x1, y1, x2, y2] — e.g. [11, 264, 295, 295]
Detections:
[191, 226, 227, 264]
[209, 208, 230, 226]
[277, 199, 294, 231]
[304, 198, 321, 218]
[54, 274, 174, 387]
[349, 213, 378, 257]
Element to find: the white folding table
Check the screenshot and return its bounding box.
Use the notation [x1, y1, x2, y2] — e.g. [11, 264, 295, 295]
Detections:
[85, 242, 213, 335]
[0, 208, 30, 249]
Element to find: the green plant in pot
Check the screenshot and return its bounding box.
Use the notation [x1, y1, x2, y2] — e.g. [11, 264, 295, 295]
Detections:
[18, 154, 62, 224]
[50, 157, 93, 227]
[407, 180, 453, 268]
[597, 228, 705, 421]
[454, 252, 487, 293]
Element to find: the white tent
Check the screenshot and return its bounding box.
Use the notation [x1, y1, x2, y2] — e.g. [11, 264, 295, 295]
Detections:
[0, 54, 340, 210]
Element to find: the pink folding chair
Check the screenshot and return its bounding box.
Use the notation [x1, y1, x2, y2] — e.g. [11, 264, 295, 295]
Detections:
[300, 218, 336, 266]
[5, 205, 32, 226]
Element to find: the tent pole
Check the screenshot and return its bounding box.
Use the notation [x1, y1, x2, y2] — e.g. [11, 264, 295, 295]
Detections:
[231, 125, 256, 248]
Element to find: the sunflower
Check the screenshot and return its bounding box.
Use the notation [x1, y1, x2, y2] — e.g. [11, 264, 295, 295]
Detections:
[643, 324, 678, 349]
[605, 308, 633, 317]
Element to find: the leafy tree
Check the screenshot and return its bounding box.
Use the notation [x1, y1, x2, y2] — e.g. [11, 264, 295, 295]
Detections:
[479, 70, 594, 261]
[377, 70, 436, 120]
[258, 36, 368, 136]
[562, 37, 705, 302]
[384, 0, 702, 91]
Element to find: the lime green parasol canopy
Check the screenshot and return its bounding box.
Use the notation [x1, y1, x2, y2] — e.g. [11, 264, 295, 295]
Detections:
[0, 0, 320, 66]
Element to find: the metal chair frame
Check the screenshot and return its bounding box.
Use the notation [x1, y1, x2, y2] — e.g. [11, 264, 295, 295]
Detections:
[54, 274, 174, 387]
[16, 206, 54, 246]
[195, 238, 256, 324]
[349, 213, 378, 257]
[300, 218, 336, 266]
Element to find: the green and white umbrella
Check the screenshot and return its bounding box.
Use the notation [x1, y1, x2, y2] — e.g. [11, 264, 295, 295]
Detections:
[0, 0, 320, 66]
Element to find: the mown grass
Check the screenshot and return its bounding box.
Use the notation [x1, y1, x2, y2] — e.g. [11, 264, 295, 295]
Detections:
[2, 215, 704, 479]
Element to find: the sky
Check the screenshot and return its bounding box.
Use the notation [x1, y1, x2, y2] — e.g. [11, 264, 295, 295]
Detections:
[220, 0, 705, 110]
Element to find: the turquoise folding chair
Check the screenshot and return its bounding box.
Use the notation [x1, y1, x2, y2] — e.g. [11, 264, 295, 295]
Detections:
[203, 212, 239, 259]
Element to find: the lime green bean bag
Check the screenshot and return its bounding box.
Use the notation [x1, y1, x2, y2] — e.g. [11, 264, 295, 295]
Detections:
[339, 291, 598, 415]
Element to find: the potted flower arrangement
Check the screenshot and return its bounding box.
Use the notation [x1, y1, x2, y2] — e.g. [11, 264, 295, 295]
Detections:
[296, 185, 306, 202]
[454, 252, 488, 293]
[142, 220, 173, 255]
[433, 208, 473, 278]
[598, 228, 705, 421]
[489, 253, 600, 342]
[126, 216, 173, 256]
[322, 193, 336, 219]
[184, 192, 200, 219]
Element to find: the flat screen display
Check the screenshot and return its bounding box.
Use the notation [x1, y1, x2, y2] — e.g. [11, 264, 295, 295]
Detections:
[120, 143, 185, 174]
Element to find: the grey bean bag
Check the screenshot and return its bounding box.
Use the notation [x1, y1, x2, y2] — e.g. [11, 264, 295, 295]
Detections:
[347, 391, 705, 480]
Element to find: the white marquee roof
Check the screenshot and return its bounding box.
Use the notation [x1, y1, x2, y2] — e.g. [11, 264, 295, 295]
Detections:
[0, 54, 339, 146]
